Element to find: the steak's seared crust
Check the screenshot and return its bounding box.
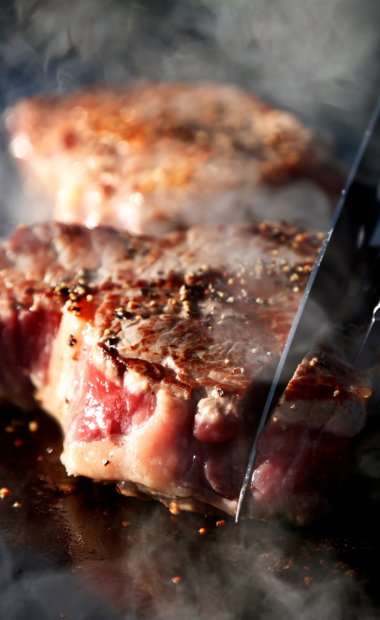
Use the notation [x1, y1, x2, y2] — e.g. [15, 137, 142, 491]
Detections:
[7, 82, 340, 235]
[0, 221, 371, 523]
[248, 349, 372, 525]
[0, 221, 320, 515]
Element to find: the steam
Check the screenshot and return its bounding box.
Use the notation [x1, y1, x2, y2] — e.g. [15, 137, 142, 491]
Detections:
[0, 0, 378, 236]
[2, 0, 379, 155]
[120, 521, 360, 620]
[0, 540, 113, 620]
[53, 496, 380, 620]
[0, 1, 380, 619]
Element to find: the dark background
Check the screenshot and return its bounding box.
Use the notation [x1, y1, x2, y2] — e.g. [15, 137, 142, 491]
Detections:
[1, 0, 380, 151]
[1, 0, 380, 236]
[1, 1, 380, 618]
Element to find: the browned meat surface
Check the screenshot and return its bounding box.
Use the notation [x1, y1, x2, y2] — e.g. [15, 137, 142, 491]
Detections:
[6, 82, 341, 236]
[0, 220, 370, 523]
[247, 345, 372, 525]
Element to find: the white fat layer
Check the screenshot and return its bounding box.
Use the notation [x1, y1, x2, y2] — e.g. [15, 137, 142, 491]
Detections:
[35, 309, 209, 504]
[61, 437, 238, 517]
[36, 308, 95, 425]
[61, 388, 191, 497]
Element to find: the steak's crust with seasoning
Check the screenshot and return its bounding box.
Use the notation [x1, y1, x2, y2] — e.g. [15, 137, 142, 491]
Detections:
[0, 221, 371, 523]
[6, 82, 340, 235]
[247, 343, 372, 525]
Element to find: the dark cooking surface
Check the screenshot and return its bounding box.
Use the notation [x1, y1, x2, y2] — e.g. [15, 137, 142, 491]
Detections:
[2, 0, 380, 615]
[1, 404, 380, 619]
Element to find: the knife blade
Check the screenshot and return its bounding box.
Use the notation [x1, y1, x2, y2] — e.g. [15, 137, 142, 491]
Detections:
[236, 95, 380, 523]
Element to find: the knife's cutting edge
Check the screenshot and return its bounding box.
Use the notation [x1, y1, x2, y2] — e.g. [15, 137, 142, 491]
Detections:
[235, 235, 329, 523]
[235, 96, 380, 523]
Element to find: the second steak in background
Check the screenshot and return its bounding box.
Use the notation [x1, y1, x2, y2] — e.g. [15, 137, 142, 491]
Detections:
[6, 82, 342, 235]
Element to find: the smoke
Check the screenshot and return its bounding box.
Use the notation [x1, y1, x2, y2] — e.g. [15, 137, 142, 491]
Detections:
[21, 489, 380, 620]
[0, 541, 114, 620]
[0, 1, 380, 618]
[0, 0, 378, 236]
[3, 470, 377, 620]
[108, 506, 374, 620]
[1, 399, 380, 620]
[0, 0, 378, 235]
[1, 0, 379, 153]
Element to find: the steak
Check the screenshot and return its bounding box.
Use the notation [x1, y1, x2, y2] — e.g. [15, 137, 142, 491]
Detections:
[6, 82, 341, 236]
[248, 342, 372, 525]
[0, 221, 371, 524]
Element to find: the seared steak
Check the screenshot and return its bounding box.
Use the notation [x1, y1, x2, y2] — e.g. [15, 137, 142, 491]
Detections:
[6, 82, 340, 235]
[0, 221, 370, 523]
[248, 343, 372, 525]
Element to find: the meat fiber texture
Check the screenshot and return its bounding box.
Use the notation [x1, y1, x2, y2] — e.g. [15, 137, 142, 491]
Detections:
[6, 82, 342, 236]
[0, 220, 372, 524]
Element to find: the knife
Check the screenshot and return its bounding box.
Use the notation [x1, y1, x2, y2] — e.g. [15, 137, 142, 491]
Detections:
[236, 95, 380, 523]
